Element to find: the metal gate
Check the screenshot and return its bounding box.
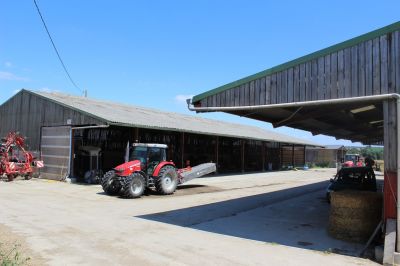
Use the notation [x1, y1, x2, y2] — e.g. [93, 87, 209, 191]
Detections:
[40, 126, 71, 180]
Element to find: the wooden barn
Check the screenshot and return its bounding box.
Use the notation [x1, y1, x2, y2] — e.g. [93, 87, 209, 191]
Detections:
[0, 90, 317, 181]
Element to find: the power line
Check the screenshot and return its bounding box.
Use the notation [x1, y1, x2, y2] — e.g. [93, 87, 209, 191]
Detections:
[33, 0, 84, 94]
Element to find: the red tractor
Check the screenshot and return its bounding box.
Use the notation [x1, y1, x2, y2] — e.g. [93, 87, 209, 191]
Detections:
[0, 132, 43, 181]
[101, 143, 216, 198]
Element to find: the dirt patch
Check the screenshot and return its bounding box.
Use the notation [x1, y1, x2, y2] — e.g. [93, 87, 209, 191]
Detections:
[0, 224, 47, 266]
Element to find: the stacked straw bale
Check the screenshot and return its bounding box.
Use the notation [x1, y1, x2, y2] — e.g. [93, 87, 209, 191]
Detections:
[328, 190, 382, 242]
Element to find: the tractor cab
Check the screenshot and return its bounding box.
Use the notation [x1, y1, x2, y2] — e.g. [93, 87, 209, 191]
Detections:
[129, 143, 168, 175]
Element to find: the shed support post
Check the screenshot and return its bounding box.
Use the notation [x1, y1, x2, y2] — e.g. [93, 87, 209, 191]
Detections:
[383, 99, 399, 253]
[262, 142, 266, 171]
[134, 128, 139, 142]
[292, 144, 295, 167]
[215, 136, 219, 174]
[241, 140, 245, 173]
[303, 145, 306, 166]
[181, 132, 185, 168]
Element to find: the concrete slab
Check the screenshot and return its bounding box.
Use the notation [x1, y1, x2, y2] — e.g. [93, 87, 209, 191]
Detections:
[0, 169, 379, 265]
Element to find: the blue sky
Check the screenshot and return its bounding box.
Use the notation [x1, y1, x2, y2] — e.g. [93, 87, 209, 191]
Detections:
[1, 1, 399, 145]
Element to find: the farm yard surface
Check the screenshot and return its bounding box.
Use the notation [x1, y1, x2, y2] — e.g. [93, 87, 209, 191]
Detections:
[0, 169, 379, 266]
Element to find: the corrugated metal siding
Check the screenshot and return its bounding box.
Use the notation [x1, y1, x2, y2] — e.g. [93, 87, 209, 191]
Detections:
[40, 126, 71, 180]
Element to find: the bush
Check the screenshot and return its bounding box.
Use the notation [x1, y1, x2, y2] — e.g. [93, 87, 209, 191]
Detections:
[0, 243, 30, 266]
[315, 162, 331, 168]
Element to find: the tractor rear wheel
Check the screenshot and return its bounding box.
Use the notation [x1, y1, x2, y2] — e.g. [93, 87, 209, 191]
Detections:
[121, 173, 146, 198]
[101, 170, 121, 195]
[155, 165, 178, 195]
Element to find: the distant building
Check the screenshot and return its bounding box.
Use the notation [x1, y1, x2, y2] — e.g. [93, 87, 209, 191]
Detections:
[305, 145, 346, 168]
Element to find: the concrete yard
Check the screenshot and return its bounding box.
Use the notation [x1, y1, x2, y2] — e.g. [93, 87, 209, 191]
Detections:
[0, 169, 379, 265]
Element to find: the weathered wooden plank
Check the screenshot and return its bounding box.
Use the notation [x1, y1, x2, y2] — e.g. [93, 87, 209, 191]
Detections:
[365, 39, 373, 95]
[344, 47, 352, 97]
[212, 94, 217, 106]
[338, 49, 345, 98]
[205, 96, 210, 107]
[276, 72, 282, 103]
[311, 59, 318, 100]
[288, 68, 294, 102]
[231, 87, 236, 106]
[281, 70, 288, 103]
[249, 80, 255, 105]
[265, 75, 271, 104]
[244, 83, 250, 105]
[331, 52, 338, 99]
[295, 64, 307, 102]
[351, 45, 358, 97]
[254, 79, 261, 105]
[217, 91, 222, 107]
[271, 73, 277, 104]
[239, 84, 245, 106]
[325, 54, 331, 100]
[317, 56, 325, 100]
[358, 42, 366, 96]
[305, 61, 312, 101]
[372, 37, 381, 95]
[380, 35, 389, 94]
[389, 32, 396, 93]
[293, 65, 300, 102]
[396, 31, 400, 93]
[260, 77, 266, 105]
[234, 86, 240, 106]
[225, 89, 231, 106]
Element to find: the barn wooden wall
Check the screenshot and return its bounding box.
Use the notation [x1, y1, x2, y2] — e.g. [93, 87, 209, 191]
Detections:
[0, 91, 103, 151]
[198, 31, 400, 107]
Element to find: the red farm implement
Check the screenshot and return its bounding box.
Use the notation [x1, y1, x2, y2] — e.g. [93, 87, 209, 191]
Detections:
[0, 132, 44, 181]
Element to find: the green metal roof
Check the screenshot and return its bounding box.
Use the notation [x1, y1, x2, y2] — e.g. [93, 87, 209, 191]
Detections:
[192, 21, 400, 103]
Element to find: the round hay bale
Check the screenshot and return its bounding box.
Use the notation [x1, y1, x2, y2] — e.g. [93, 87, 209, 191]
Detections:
[330, 206, 382, 219]
[328, 190, 382, 242]
[330, 190, 382, 209]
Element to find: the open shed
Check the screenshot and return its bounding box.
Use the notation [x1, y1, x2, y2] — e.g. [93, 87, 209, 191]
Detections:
[0, 90, 319, 181]
[190, 21, 400, 262]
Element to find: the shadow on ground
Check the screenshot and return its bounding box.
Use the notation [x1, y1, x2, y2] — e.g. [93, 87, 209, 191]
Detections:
[137, 181, 367, 256]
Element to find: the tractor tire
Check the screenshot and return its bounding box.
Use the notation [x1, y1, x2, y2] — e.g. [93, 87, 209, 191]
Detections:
[101, 170, 121, 195]
[155, 165, 178, 195]
[25, 172, 33, 180]
[121, 173, 146, 198]
[7, 174, 15, 182]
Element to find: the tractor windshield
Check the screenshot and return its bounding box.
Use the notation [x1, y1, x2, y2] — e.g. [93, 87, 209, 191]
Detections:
[129, 146, 147, 164]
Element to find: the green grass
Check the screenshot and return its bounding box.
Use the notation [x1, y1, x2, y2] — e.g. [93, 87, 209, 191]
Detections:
[0, 243, 30, 266]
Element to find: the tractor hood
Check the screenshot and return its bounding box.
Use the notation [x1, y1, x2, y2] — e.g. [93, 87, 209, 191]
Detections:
[114, 160, 141, 176]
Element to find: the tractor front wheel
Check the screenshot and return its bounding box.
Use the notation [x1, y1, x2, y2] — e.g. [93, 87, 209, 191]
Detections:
[101, 170, 121, 195]
[121, 173, 146, 198]
[155, 165, 178, 195]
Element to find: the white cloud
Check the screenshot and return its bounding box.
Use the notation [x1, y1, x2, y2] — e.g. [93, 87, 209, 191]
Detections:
[174, 94, 194, 104]
[0, 71, 29, 81]
[4, 62, 12, 68]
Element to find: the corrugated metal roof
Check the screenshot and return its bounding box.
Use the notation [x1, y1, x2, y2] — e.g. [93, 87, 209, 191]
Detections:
[29, 90, 320, 146]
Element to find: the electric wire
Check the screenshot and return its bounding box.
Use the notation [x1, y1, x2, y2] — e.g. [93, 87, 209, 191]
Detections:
[33, 0, 83, 94]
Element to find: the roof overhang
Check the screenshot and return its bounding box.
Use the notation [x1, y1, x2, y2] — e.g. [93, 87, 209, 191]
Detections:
[189, 94, 400, 145]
